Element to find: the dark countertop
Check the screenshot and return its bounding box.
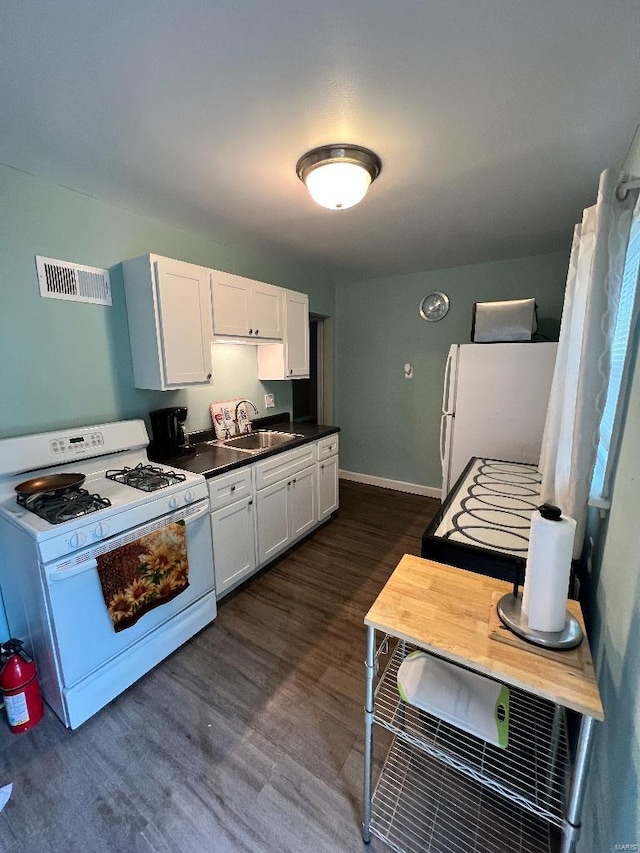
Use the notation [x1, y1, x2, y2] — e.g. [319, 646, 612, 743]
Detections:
[152, 417, 340, 479]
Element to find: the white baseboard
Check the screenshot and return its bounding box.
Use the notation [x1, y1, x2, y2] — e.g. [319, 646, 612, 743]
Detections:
[339, 469, 442, 499]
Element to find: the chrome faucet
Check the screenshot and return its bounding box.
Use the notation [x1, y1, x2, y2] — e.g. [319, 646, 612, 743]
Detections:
[234, 399, 259, 435]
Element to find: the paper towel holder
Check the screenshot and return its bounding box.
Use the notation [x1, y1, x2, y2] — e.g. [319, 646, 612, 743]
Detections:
[497, 593, 583, 650]
[496, 564, 583, 650]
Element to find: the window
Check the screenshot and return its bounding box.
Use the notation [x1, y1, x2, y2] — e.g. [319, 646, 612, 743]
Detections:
[590, 204, 640, 505]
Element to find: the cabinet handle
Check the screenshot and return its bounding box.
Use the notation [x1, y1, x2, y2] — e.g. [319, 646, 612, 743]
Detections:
[207, 373, 212, 381]
[293, 478, 297, 484]
[230, 485, 236, 492]
[248, 499, 253, 506]
[249, 328, 253, 335]
[289, 369, 293, 375]
[255, 329, 259, 335]
[321, 464, 325, 469]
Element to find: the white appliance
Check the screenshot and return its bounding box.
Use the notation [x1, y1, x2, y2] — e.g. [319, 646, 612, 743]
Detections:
[440, 342, 557, 497]
[0, 420, 216, 729]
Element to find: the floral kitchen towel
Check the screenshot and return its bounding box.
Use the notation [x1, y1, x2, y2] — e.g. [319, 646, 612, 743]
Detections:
[96, 522, 189, 632]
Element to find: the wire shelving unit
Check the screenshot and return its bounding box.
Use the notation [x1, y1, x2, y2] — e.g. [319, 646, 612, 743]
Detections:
[369, 638, 566, 853]
[362, 557, 604, 853]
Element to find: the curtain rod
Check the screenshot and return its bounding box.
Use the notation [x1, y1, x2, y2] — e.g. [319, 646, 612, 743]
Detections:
[617, 176, 640, 201]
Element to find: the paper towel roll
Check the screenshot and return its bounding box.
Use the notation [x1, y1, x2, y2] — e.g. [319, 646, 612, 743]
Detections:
[522, 504, 576, 633]
[521, 504, 558, 617]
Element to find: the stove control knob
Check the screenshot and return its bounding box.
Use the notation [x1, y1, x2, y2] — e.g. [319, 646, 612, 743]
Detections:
[184, 490, 193, 503]
[69, 532, 86, 549]
[169, 496, 179, 510]
[93, 522, 109, 540]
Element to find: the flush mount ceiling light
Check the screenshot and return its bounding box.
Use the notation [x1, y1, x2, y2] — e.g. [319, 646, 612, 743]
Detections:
[296, 144, 382, 210]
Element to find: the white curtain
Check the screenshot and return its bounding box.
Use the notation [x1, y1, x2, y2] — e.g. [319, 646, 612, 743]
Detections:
[539, 169, 636, 557]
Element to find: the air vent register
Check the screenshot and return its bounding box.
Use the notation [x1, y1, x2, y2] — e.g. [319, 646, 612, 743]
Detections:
[36, 256, 111, 306]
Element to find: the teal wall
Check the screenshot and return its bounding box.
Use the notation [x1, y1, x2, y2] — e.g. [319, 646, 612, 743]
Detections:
[334, 252, 569, 490]
[0, 165, 335, 439]
[578, 335, 640, 851]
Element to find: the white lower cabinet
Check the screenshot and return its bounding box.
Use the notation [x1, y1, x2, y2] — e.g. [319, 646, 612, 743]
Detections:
[208, 467, 256, 597]
[290, 464, 317, 540]
[256, 464, 317, 565]
[256, 478, 291, 565]
[317, 434, 339, 521]
[210, 496, 257, 596]
[209, 435, 338, 597]
[318, 455, 339, 520]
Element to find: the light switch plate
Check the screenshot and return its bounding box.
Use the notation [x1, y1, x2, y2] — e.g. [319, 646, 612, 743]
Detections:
[264, 393, 275, 409]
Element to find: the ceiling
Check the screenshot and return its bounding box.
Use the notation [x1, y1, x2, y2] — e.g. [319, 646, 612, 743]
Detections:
[2, 0, 639, 280]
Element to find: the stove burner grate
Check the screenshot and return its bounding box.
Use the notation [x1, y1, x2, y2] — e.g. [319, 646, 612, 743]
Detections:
[18, 488, 111, 524]
[106, 463, 187, 492]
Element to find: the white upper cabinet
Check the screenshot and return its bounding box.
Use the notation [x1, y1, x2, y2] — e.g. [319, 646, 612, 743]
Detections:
[257, 290, 310, 380]
[211, 270, 283, 340]
[122, 255, 213, 390]
[210, 270, 251, 337]
[252, 280, 283, 339]
[284, 291, 310, 377]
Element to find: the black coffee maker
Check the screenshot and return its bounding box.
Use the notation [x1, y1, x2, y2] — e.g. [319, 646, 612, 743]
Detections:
[149, 407, 193, 461]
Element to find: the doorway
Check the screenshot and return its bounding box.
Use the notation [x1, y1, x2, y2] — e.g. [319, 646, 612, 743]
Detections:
[293, 315, 332, 424]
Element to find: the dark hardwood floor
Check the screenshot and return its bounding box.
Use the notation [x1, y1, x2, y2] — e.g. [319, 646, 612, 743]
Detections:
[0, 481, 438, 853]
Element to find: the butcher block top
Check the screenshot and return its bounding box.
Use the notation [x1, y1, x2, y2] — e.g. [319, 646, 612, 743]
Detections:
[365, 555, 604, 720]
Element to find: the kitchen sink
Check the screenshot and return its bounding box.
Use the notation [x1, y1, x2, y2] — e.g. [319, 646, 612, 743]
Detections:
[216, 430, 303, 454]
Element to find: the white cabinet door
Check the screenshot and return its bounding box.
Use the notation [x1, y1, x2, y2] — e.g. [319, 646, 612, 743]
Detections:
[290, 465, 317, 540]
[256, 462, 316, 564]
[210, 271, 253, 337]
[155, 258, 213, 386]
[252, 281, 283, 339]
[285, 291, 309, 378]
[318, 455, 339, 521]
[211, 497, 257, 597]
[211, 271, 283, 340]
[122, 254, 213, 390]
[256, 478, 291, 564]
[256, 289, 309, 380]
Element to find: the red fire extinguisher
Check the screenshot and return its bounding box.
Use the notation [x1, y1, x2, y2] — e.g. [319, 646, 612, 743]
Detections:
[0, 639, 44, 733]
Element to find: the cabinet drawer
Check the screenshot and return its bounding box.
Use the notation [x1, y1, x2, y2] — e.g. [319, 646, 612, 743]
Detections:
[317, 434, 339, 461]
[255, 444, 316, 490]
[208, 467, 253, 511]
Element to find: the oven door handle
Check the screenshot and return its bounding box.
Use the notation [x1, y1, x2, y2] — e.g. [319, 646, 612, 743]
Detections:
[48, 558, 100, 582]
[184, 502, 210, 524]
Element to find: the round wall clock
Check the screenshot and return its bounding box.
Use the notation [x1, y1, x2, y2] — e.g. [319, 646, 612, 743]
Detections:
[419, 292, 450, 322]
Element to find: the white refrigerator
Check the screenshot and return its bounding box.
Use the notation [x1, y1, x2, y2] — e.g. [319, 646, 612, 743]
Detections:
[440, 342, 557, 496]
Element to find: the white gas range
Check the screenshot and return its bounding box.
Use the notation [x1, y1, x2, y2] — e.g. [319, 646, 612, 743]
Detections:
[0, 420, 216, 729]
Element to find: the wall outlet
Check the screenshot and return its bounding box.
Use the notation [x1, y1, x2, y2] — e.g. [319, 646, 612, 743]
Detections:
[264, 393, 275, 409]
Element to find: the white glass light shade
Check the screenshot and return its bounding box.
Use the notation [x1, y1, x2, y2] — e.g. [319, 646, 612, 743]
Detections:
[296, 145, 382, 211]
[305, 162, 372, 210]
